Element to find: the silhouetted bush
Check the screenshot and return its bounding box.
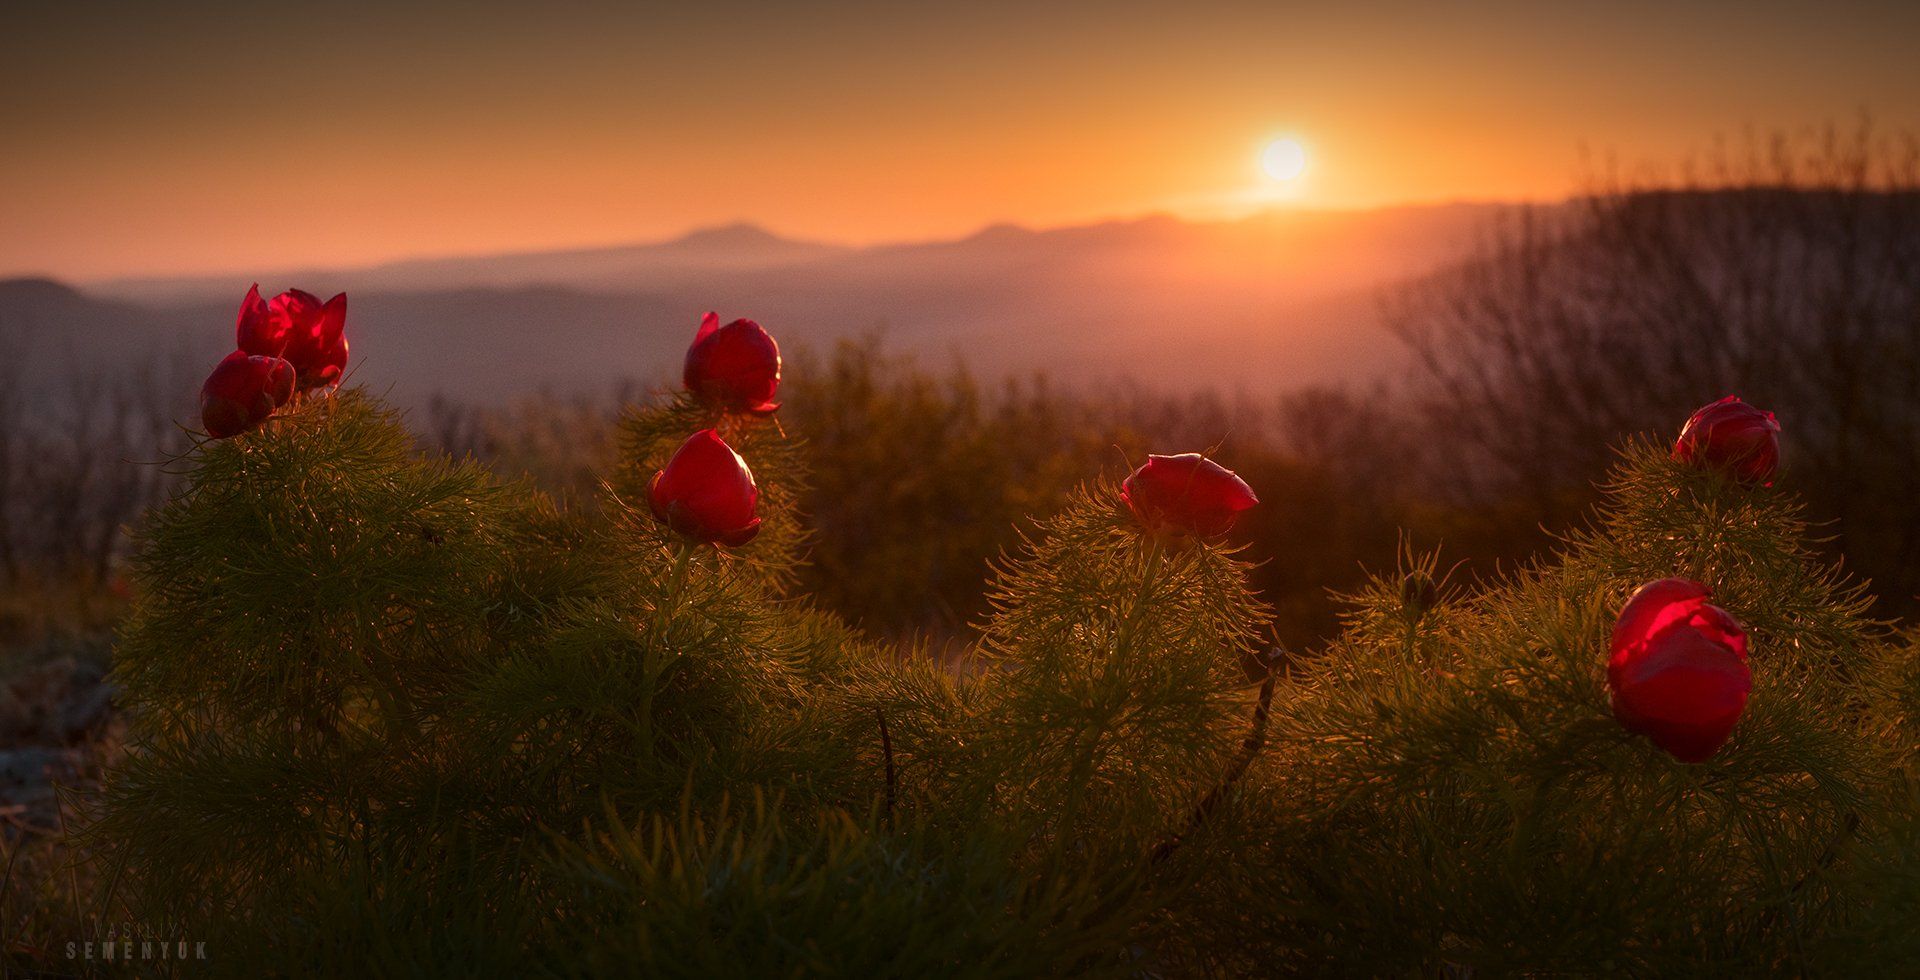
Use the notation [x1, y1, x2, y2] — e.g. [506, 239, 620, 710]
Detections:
[1391, 124, 1920, 615]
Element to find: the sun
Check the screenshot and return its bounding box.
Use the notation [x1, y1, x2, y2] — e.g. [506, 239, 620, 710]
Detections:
[1261, 137, 1308, 182]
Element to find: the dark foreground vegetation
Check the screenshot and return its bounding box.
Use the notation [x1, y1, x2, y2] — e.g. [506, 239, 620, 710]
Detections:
[26, 384, 1920, 976]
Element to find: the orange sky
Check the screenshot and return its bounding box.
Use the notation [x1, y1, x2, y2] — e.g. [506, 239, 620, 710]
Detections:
[4, 0, 1918, 280]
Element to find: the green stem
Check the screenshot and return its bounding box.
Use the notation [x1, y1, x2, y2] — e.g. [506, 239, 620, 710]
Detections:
[1112, 538, 1166, 661]
[1057, 538, 1167, 853]
[656, 541, 697, 635]
[639, 542, 698, 760]
[1152, 668, 1278, 863]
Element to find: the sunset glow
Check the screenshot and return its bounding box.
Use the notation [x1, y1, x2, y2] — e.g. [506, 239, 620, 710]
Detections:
[3, 2, 1917, 280]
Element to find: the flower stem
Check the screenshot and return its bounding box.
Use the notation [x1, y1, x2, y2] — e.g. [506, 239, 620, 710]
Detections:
[876, 709, 897, 832]
[1113, 538, 1166, 659]
[1153, 664, 1279, 863]
[656, 541, 697, 636]
[1057, 537, 1168, 852]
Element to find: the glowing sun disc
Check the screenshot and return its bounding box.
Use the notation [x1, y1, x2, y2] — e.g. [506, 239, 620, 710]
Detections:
[1262, 138, 1307, 181]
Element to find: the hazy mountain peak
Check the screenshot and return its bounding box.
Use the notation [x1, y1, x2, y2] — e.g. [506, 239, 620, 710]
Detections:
[963, 222, 1035, 243]
[665, 222, 800, 249]
[0, 277, 88, 309]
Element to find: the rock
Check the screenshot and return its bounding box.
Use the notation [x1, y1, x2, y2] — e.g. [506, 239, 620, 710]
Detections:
[59, 681, 115, 741]
[0, 658, 73, 742]
[0, 746, 68, 807]
[0, 655, 114, 745]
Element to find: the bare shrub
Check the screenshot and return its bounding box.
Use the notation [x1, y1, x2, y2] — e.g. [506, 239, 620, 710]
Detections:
[1391, 123, 1920, 610]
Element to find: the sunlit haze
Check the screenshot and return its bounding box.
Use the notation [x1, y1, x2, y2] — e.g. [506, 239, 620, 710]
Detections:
[5, 0, 1918, 279]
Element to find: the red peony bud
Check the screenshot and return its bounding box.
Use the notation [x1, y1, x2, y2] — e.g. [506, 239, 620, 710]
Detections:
[683, 312, 781, 415]
[1607, 577, 1752, 763]
[1121, 453, 1258, 540]
[237, 287, 349, 391]
[234, 283, 287, 357]
[648, 429, 762, 546]
[1400, 570, 1439, 620]
[1672, 396, 1780, 486]
[200, 351, 296, 439]
[264, 357, 296, 408]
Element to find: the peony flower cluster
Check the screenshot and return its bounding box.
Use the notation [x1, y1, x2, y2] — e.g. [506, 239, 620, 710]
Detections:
[1591, 393, 1779, 761]
[199, 284, 349, 439]
[646, 312, 784, 547]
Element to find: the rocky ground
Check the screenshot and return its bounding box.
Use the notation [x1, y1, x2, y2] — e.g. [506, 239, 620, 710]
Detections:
[1, 653, 116, 823]
[0, 585, 125, 967]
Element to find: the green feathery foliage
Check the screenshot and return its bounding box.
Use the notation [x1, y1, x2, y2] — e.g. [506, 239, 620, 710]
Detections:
[967, 486, 1270, 848]
[1179, 444, 1900, 975]
[86, 381, 1920, 977]
[610, 391, 811, 593]
[93, 387, 876, 967]
[545, 792, 1148, 979]
[101, 391, 543, 919]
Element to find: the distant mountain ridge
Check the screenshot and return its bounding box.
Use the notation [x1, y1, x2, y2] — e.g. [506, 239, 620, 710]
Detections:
[85, 203, 1517, 302]
[90, 222, 854, 303]
[8, 202, 1540, 411]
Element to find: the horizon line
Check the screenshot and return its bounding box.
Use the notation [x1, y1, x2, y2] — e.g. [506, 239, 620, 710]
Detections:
[20, 194, 1548, 289]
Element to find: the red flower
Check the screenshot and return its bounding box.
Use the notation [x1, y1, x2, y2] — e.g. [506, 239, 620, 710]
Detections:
[1672, 396, 1780, 486]
[200, 351, 296, 439]
[648, 429, 762, 546]
[236, 284, 348, 391]
[234, 284, 285, 356]
[1121, 453, 1258, 539]
[1607, 578, 1752, 763]
[683, 312, 781, 415]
